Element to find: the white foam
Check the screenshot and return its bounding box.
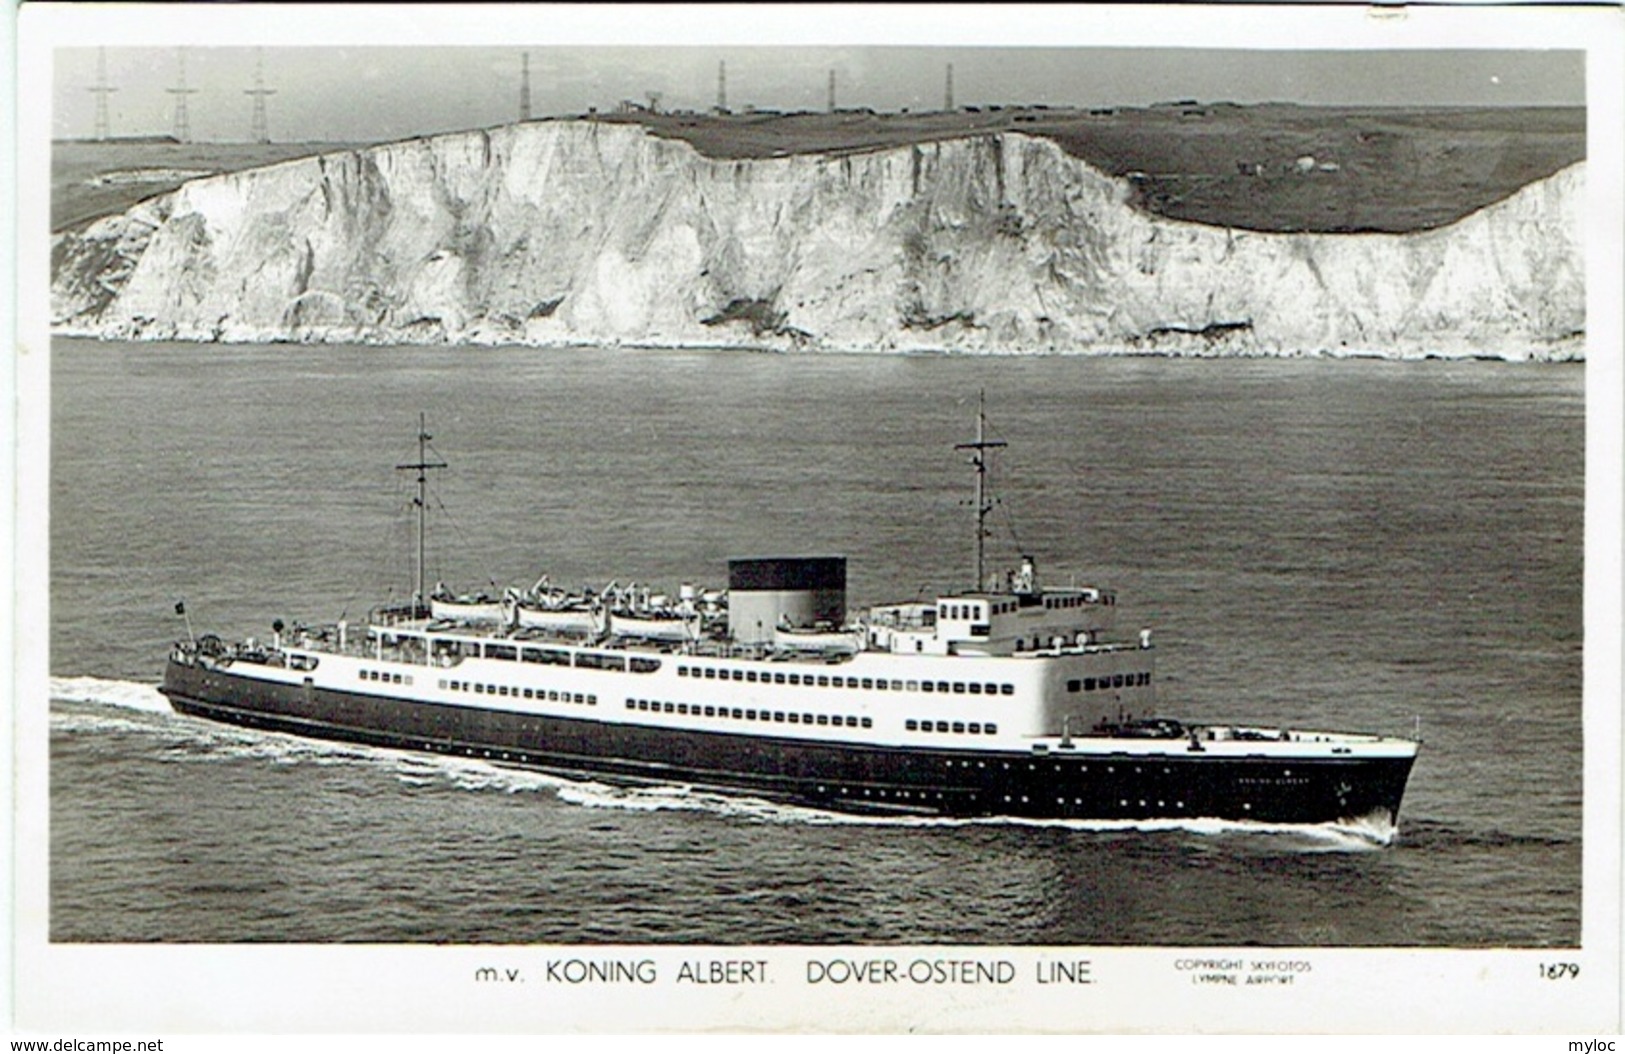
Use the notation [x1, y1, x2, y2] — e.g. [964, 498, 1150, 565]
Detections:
[49, 675, 171, 713]
[549, 780, 1397, 847]
[48, 709, 168, 737]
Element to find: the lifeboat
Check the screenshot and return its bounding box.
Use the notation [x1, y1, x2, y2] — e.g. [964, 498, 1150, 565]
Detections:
[428, 584, 508, 623]
[609, 609, 700, 642]
[772, 623, 864, 655]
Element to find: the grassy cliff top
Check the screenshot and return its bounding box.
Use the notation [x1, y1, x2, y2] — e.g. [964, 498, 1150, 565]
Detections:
[53, 102, 1583, 235]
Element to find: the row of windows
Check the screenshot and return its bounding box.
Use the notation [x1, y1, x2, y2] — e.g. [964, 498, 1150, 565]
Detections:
[1066, 672, 1151, 692]
[458, 642, 660, 674]
[906, 718, 998, 735]
[626, 697, 874, 730]
[440, 678, 597, 706]
[933, 593, 1114, 616]
[677, 664, 1015, 697]
[360, 669, 413, 686]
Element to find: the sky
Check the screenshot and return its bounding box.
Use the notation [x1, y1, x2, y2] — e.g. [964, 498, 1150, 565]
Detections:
[52, 44, 1586, 144]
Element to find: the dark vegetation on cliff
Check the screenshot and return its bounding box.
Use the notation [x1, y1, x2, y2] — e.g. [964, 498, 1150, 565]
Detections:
[52, 102, 1582, 235]
[52, 140, 354, 232]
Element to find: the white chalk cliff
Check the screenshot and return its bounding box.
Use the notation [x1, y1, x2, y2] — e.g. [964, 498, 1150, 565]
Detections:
[51, 121, 1585, 360]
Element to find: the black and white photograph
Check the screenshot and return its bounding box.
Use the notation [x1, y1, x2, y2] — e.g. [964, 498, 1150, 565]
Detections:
[11, 1, 1623, 1038]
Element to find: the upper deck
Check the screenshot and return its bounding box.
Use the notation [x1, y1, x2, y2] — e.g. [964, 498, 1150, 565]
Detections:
[283, 580, 1127, 671]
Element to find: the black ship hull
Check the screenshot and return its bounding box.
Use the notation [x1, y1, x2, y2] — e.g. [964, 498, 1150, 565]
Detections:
[161, 660, 1415, 827]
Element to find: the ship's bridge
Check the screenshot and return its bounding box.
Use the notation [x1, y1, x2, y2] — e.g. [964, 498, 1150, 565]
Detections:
[865, 557, 1118, 657]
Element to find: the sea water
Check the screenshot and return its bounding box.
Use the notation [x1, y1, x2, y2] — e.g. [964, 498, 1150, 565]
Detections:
[45, 339, 1582, 945]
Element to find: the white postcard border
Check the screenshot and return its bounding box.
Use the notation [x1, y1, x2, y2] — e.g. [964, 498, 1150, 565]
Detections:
[11, 2, 1623, 1036]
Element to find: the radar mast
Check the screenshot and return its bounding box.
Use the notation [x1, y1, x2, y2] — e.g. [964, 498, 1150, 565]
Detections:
[954, 392, 1006, 592]
[396, 414, 447, 615]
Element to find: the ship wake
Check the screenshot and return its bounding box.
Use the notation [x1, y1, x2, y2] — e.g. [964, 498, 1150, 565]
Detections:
[549, 780, 1399, 849]
[50, 675, 171, 713]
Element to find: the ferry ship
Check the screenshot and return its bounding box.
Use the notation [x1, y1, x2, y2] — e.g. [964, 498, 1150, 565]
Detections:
[161, 405, 1419, 828]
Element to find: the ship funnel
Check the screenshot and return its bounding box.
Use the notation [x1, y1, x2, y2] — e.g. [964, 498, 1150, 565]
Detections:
[727, 556, 846, 644]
